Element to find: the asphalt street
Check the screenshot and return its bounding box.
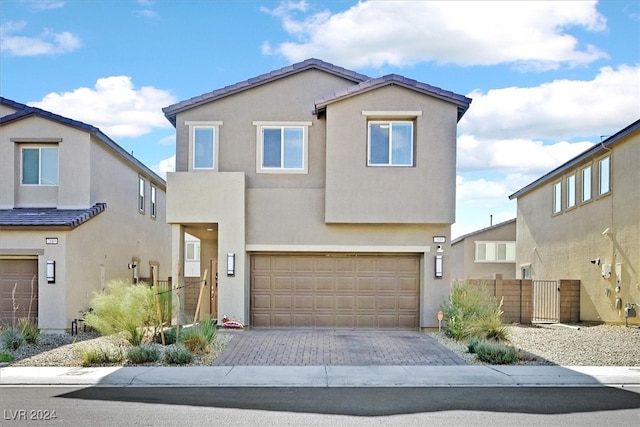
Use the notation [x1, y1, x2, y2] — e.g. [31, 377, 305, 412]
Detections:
[2, 386, 639, 426]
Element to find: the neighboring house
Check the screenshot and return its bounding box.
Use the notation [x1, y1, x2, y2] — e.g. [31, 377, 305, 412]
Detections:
[450, 219, 517, 281]
[162, 58, 471, 329]
[0, 97, 171, 332]
[509, 119, 639, 325]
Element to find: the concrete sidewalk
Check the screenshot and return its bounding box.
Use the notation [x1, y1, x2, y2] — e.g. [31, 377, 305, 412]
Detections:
[1, 365, 639, 387]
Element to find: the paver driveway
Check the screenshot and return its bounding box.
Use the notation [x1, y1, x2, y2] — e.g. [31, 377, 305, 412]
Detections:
[213, 329, 467, 366]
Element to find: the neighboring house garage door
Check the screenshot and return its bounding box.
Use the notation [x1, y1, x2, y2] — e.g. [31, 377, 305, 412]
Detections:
[0, 258, 38, 326]
[251, 254, 420, 329]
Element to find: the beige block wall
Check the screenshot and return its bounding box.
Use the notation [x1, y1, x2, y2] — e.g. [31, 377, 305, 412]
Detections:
[516, 134, 639, 325]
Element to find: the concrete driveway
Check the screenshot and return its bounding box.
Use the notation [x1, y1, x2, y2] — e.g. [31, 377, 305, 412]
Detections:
[213, 329, 466, 366]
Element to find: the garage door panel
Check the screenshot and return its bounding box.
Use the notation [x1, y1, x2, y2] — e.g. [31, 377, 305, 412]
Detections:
[251, 254, 419, 329]
[0, 259, 38, 325]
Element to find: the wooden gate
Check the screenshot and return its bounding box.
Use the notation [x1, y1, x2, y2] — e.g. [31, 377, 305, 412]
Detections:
[532, 280, 559, 323]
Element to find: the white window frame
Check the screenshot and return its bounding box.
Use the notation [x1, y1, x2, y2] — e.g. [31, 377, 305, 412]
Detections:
[21, 146, 59, 186]
[253, 121, 311, 174]
[552, 181, 562, 214]
[598, 156, 610, 196]
[521, 265, 531, 279]
[475, 241, 516, 263]
[566, 174, 576, 209]
[150, 185, 157, 219]
[581, 165, 592, 202]
[185, 241, 200, 261]
[186, 121, 222, 171]
[367, 120, 414, 167]
[138, 177, 146, 213]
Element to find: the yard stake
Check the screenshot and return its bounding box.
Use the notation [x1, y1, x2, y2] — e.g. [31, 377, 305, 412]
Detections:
[193, 268, 208, 322]
[153, 268, 166, 345]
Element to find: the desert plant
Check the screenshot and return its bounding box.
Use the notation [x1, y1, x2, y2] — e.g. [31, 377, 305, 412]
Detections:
[18, 318, 41, 344]
[0, 328, 25, 351]
[441, 281, 507, 342]
[197, 317, 217, 343]
[181, 330, 209, 354]
[164, 344, 193, 365]
[127, 345, 160, 364]
[83, 279, 157, 345]
[154, 327, 178, 345]
[467, 337, 481, 354]
[76, 343, 125, 366]
[0, 351, 14, 363]
[474, 340, 519, 364]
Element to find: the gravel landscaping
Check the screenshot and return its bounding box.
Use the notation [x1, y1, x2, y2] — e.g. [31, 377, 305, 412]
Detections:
[2, 323, 639, 367]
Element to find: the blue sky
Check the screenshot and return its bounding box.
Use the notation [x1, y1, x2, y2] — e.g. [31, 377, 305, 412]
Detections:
[1, 0, 639, 238]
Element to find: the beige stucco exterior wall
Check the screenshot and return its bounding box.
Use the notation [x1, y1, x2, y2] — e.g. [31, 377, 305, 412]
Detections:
[166, 68, 463, 328]
[450, 220, 517, 281]
[515, 132, 639, 325]
[0, 114, 171, 332]
[325, 86, 458, 224]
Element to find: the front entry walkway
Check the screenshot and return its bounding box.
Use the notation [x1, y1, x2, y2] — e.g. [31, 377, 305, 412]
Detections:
[213, 329, 466, 366]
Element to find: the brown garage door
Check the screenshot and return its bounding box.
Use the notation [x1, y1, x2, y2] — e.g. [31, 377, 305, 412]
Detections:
[0, 258, 38, 326]
[251, 254, 420, 329]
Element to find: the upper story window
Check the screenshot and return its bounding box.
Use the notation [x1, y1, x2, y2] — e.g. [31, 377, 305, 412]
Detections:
[566, 174, 576, 209]
[598, 156, 610, 195]
[581, 165, 592, 202]
[367, 121, 413, 166]
[22, 146, 59, 185]
[475, 241, 516, 263]
[253, 121, 310, 174]
[138, 177, 146, 213]
[552, 181, 562, 214]
[150, 185, 157, 219]
[186, 121, 222, 171]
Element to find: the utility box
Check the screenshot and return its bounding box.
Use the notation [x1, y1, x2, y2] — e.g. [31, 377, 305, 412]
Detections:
[625, 305, 637, 318]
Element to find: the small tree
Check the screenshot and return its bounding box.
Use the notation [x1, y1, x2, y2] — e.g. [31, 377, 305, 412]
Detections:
[84, 279, 157, 345]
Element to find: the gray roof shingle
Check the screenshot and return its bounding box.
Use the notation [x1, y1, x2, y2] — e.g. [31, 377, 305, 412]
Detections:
[0, 203, 106, 229]
[162, 58, 371, 126]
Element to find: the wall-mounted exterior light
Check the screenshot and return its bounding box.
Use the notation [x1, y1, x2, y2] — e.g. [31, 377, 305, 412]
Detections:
[435, 255, 443, 279]
[227, 253, 235, 276]
[46, 260, 56, 283]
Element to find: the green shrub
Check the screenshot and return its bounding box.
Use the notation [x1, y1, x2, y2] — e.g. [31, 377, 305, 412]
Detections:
[467, 337, 481, 353]
[76, 344, 125, 366]
[441, 282, 508, 342]
[154, 327, 178, 345]
[18, 318, 41, 345]
[164, 344, 193, 365]
[0, 351, 14, 363]
[181, 331, 209, 354]
[83, 279, 157, 345]
[127, 345, 160, 364]
[198, 317, 217, 343]
[0, 328, 25, 351]
[474, 341, 519, 364]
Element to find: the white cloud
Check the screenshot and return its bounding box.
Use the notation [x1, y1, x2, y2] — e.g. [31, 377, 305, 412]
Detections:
[152, 155, 175, 179]
[29, 76, 176, 138]
[158, 134, 175, 146]
[461, 65, 640, 140]
[263, 0, 607, 70]
[20, 0, 65, 11]
[0, 21, 81, 56]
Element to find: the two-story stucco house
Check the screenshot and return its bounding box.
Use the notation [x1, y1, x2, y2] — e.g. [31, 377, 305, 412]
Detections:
[0, 97, 171, 332]
[450, 218, 517, 281]
[509, 119, 639, 326]
[162, 59, 471, 329]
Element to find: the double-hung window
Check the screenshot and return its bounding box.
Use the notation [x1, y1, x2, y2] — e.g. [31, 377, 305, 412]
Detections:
[475, 241, 516, 263]
[566, 174, 576, 208]
[186, 121, 221, 171]
[254, 121, 310, 173]
[138, 177, 146, 213]
[599, 156, 610, 195]
[552, 181, 562, 214]
[368, 121, 413, 166]
[581, 166, 592, 202]
[150, 185, 157, 219]
[22, 146, 59, 185]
